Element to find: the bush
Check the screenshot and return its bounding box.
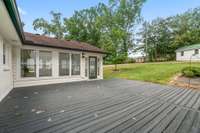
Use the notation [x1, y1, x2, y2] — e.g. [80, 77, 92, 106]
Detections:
[182, 67, 200, 77]
[124, 58, 136, 64]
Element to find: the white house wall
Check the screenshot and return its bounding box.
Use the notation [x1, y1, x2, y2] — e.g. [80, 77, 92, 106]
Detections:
[13, 45, 104, 88]
[176, 49, 200, 61]
[0, 34, 13, 101]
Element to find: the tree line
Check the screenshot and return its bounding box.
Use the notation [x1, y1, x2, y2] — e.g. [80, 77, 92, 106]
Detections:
[137, 7, 200, 62]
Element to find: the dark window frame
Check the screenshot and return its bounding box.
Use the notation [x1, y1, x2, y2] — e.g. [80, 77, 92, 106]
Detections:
[181, 51, 184, 56]
[3, 43, 6, 65]
[195, 49, 199, 55]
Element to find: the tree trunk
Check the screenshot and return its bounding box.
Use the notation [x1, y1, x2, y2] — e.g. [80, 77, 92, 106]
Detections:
[114, 63, 118, 71]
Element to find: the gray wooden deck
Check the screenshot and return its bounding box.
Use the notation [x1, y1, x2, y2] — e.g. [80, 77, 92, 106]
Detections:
[0, 79, 200, 133]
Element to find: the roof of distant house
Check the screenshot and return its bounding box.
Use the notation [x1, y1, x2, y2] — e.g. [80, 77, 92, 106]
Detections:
[24, 32, 106, 54]
[176, 44, 200, 52]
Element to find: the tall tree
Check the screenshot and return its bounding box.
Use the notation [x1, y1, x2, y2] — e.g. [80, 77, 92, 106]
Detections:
[64, 3, 107, 47]
[33, 11, 65, 39]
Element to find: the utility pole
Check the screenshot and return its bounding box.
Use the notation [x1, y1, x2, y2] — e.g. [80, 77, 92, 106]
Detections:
[145, 22, 148, 62]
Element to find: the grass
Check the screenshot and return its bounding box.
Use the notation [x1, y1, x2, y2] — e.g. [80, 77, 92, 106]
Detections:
[103, 62, 200, 84]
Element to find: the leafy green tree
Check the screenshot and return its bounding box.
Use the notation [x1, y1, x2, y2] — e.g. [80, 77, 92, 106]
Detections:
[138, 7, 200, 61]
[33, 11, 65, 39]
[64, 3, 107, 47]
[32, 1, 146, 66]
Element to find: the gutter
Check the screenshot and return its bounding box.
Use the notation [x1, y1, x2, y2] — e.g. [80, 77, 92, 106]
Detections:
[24, 40, 108, 54]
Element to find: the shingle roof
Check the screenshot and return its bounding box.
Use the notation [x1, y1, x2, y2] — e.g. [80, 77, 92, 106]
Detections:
[176, 44, 200, 52]
[23, 32, 106, 54]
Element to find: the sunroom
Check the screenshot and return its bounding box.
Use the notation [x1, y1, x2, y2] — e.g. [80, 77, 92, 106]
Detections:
[12, 33, 105, 87]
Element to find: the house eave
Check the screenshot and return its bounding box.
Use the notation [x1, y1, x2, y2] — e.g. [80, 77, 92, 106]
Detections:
[23, 41, 107, 54]
[3, 0, 25, 43]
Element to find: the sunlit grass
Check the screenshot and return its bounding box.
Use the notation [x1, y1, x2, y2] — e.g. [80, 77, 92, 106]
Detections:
[104, 62, 200, 84]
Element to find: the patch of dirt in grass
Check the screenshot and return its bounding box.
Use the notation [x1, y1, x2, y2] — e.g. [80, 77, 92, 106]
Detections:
[169, 74, 200, 90]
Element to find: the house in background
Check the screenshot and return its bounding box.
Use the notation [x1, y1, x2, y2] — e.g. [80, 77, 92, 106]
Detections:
[176, 44, 200, 61]
[0, 0, 105, 101]
[134, 56, 146, 63]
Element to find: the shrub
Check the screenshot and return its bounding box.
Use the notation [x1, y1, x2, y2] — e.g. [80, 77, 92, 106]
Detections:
[124, 58, 136, 64]
[182, 67, 200, 77]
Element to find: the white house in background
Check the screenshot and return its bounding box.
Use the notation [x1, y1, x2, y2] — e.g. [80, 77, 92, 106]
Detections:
[0, 0, 106, 101]
[176, 44, 200, 61]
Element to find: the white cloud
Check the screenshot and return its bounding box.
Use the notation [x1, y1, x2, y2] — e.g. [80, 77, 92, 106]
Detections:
[18, 7, 27, 15]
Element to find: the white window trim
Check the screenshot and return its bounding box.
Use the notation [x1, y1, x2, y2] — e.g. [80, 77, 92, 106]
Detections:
[71, 53, 81, 76]
[39, 50, 53, 78]
[19, 47, 83, 80]
[2, 43, 10, 71]
[20, 49, 37, 78]
[59, 52, 70, 77]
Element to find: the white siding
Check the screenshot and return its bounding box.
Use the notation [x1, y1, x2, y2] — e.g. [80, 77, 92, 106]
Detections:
[13, 45, 104, 88]
[176, 49, 200, 61]
[0, 34, 13, 101]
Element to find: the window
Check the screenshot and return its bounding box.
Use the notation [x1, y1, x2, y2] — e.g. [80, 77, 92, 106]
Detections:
[3, 44, 6, 65]
[181, 51, 184, 56]
[97, 58, 100, 76]
[195, 49, 199, 55]
[39, 51, 52, 77]
[71, 54, 80, 75]
[59, 53, 70, 76]
[21, 49, 36, 77]
[85, 57, 88, 77]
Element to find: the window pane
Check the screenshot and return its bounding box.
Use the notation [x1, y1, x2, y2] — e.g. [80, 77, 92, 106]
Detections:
[59, 53, 70, 76]
[195, 49, 199, 54]
[97, 58, 100, 76]
[39, 51, 52, 77]
[181, 51, 184, 56]
[71, 54, 80, 75]
[3, 44, 6, 64]
[21, 49, 36, 77]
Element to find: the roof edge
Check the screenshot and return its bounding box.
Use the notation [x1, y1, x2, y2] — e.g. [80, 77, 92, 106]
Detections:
[176, 44, 200, 52]
[3, 0, 25, 42]
[23, 40, 108, 54]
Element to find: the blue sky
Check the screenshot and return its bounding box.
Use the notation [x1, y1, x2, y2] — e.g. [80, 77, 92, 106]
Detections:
[16, 0, 200, 33]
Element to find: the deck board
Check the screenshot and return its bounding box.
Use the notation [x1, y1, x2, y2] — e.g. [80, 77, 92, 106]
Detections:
[0, 79, 199, 133]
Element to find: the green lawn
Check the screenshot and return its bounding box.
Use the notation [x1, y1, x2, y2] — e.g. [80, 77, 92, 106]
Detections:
[104, 62, 200, 84]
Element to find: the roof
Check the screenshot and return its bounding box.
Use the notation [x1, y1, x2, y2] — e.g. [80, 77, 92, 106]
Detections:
[24, 32, 106, 54]
[176, 44, 200, 52]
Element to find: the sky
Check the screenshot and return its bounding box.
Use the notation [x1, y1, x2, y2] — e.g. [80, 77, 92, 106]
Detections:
[16, 0, 200, 33]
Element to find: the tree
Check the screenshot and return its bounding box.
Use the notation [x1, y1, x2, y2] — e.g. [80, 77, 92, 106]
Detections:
[64, 3, 107, 47]
[137, 7, 200, 61]
[32, 0, 147, 66]
[33, 11, 65, 39]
